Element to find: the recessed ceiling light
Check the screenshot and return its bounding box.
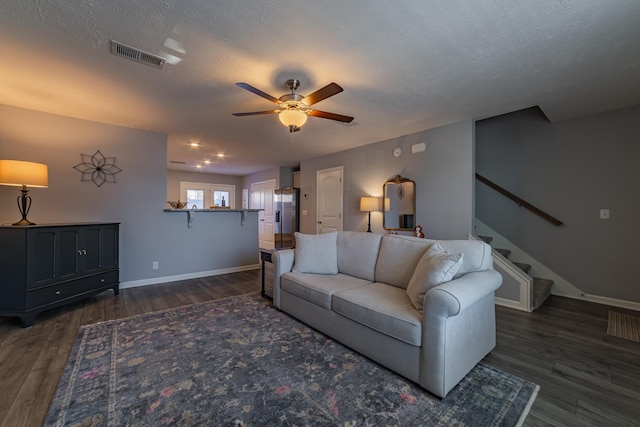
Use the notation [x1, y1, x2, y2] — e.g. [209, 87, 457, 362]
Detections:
[190, 142, 199, 147]
[204, 160, 211, 164]
[196, 164, 202, 168]
[217, 153, 225, 158]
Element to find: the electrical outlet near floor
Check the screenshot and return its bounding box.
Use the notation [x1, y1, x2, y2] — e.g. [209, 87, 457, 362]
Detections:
[153, 261, 159, 270]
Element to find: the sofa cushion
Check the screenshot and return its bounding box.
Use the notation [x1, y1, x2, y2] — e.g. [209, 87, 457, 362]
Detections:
[437, 240, 492, 277]
[374, 235, 434, 289]
[281, 272, 371, 309]
[337, 231, 383, 282]
[293, 231, 338, 274]
[332, 283, 422, 346]
[406, 244, 464, 312]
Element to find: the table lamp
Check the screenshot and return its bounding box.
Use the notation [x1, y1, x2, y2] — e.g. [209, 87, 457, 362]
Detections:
[0, 160, 49, 226]
[360, 196, 379, 233]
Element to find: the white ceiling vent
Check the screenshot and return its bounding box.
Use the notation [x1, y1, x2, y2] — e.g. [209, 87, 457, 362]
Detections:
[110, 40, 165, 69]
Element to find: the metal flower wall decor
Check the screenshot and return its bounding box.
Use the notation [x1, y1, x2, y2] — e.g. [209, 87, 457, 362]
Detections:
[397, 183, 405, 200]
[73, 150, 122, 187]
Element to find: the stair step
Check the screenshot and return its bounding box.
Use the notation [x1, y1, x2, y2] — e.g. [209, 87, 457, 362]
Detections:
[478, 235, 493, 244]
[513, 262, 532, 273]
[495, 248, 511, 258]
[533, 278, 554, 310]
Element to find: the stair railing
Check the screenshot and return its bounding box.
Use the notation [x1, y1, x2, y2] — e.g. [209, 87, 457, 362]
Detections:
[475, 173, 563, 226]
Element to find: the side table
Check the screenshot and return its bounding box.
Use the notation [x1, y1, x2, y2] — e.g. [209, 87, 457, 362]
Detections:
[260, 249, 274, 300]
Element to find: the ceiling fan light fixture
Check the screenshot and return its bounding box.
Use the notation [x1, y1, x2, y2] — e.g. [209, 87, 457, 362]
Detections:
[233, 80, 353, 131]
[278, 109, 308, 130]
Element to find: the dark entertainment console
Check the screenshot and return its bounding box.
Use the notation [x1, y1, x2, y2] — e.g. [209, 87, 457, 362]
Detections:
[0, 223, 120, 327]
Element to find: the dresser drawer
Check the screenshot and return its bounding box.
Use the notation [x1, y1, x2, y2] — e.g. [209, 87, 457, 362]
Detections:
[26, 270, 119, 309]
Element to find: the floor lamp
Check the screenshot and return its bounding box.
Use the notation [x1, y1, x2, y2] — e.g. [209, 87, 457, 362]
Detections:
[360, 196, 379, 233]
[0, 160, 49, 226]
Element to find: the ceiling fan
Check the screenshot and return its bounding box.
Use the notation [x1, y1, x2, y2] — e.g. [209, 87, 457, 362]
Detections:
[232, 79, 354, 132]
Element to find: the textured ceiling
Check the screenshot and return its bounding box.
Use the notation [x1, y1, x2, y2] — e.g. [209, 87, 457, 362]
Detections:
[1, 1, 639, 175]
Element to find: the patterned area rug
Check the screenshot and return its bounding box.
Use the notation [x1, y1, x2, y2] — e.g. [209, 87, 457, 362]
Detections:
[45, 293, 538, 426]
[607, 311, 640, 342]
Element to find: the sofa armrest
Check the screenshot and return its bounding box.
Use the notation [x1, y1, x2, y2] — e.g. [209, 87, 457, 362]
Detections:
[423, 269, 502, 317]
[419, 269, 502, 397]
[272, 249, 295, 309]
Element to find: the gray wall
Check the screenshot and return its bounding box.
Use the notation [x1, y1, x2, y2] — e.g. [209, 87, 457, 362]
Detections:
[476, 105, 640, 303]
[0, 104, 259, 285]
[242, 168, 279, 192]
[167, 170, 243, 209]
[299, 120, 475, 239]
[278, 166, 298, 188]
[241, 166, 300, 193]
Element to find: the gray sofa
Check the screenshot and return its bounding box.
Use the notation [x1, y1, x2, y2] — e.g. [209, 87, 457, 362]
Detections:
[272, 231, 502, 398]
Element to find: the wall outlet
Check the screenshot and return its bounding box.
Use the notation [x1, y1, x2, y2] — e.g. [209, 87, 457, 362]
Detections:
[152, 261, 159, 270]
[600, 209, 610, 220]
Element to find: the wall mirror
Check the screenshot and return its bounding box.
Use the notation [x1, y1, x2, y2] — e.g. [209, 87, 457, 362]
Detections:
[383, 175, 416, 230]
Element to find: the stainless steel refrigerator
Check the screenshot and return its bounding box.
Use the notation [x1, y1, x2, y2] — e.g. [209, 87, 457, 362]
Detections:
[274, 187, 300, 249]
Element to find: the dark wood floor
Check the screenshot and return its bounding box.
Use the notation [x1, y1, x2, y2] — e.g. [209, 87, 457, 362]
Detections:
[1, 267, 639, 427]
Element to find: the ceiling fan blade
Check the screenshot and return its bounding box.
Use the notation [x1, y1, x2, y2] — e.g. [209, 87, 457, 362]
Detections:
[303, 83, 343, 106]
[235, 83, 280, 104]
[309, 110, 354, 123]
[232, 110, 280, 116]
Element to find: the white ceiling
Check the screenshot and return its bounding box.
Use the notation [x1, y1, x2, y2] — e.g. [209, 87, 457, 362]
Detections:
[1, 1, 639, 175]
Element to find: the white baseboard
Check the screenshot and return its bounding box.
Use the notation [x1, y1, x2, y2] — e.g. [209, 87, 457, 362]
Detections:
[497, 293, 640, 313]
[120, 264, 261, 289]
[562, 293, 640, 312]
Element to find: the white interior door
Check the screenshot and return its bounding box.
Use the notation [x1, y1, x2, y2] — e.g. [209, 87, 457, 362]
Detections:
[251, 179, 276, 249]
[316, 166, 343, 234]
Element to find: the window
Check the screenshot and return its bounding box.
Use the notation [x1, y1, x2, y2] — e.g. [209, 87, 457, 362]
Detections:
[186, 189, 204, 209]
[213, 191, 230, 207]
[180, 182, 235, 209]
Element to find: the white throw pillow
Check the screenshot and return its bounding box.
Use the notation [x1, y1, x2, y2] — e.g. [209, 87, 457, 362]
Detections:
[406, 244, 464, 312]
[293, 231, 339, 274]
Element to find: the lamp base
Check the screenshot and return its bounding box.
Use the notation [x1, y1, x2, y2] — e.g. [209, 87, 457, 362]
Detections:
[13, 187, 36, 226]
[13, 217, 36, 226]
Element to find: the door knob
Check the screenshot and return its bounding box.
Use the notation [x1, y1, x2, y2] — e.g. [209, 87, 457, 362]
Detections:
[317, 221, 323, 224]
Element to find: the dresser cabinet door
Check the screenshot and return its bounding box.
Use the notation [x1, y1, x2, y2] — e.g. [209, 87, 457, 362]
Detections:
[28, 229, 58, 288]
[26, 228, 81, 289]
[81, 224, 119, 273]
[98, 224, 119, 270]
[58, 229, 80, 279]
[27, 228, 78, 289]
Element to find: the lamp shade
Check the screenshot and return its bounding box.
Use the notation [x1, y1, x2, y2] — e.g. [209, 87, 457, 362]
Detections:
[360, 196, 379, 212]
[0, 160, 48, 188]
[278, 109, 308, 128]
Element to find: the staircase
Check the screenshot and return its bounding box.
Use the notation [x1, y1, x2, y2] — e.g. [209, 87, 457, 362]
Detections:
[480, 236, 554, 310]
